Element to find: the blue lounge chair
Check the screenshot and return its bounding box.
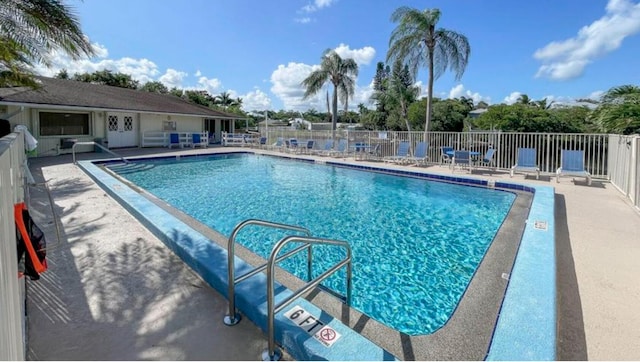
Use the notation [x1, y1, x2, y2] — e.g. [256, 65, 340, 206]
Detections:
[556, 150, 592, 185]
[452, 150, 471, 173]
[285, 138, 298, 153]
[511, 148, 540, 179]
[329, 139, 348, 157]
[383, 141, 410, 164]
[299, 139, 314, 154]
[258, 137, 268, 149]
[168, 133, 182, 149]
[314, 139, 334, 156]
[191, 133, 207, 148]
[272, 137, 284, 151]
[475, 148, 496, 170]
[367, 144, 381, 161]
[440, 146, 454, 166]
[407, 142, 429, 166]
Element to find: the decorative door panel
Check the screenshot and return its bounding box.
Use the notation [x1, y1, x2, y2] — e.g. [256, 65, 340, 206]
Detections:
[106, 113, 138, 148]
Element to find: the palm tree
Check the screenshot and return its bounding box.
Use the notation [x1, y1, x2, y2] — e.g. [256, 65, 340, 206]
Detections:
[302, 49, 358, 139]
[517, 94, 532, 105]
[0, 0, 94, 87]
[214, 91, 233, 109]
[590, 85, 640, 134]
[387, 7, 470, 139]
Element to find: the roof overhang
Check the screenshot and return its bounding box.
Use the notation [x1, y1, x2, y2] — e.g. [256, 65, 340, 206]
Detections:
[0, 101, 246, 120]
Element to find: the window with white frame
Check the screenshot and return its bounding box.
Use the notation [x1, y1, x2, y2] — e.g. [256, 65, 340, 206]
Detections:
[39, 112, 90, 136]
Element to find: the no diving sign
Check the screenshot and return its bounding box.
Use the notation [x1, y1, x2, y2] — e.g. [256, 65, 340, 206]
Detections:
[284, 305, 342, 347]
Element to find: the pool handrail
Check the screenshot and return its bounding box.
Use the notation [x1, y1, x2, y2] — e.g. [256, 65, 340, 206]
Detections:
[72, 141, 129, 165]
[224, 219, 312, 326]
[263, 235, 352, 361]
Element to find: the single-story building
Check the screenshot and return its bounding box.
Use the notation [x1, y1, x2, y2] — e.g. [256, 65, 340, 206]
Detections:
[0, 76, 245, 156]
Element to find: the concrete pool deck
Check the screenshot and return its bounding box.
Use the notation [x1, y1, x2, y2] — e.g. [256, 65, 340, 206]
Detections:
[24, 146, 640, 360]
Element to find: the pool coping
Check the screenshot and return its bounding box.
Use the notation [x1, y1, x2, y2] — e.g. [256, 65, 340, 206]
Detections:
[78, 152, 556, 361]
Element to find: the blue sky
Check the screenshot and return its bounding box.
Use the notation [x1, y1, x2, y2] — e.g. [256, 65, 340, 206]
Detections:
[35, 0, 640, 112]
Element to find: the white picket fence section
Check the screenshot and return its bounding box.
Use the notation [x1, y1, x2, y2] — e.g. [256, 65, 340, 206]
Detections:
[0, 131, 27, 361]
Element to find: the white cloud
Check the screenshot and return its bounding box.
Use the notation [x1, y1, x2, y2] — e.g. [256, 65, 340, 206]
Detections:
[447, 84, 491, 104]
[503, 91, 522, 105]
[587, 90, 605, 101]
[333, 44, 376, 66]
[196, 76, 222, 93]
[270, 62, 321, 110]
[239, 88, 272, 111]
[295, 17, 312, 24]
[32, 41, 161, 83]
[301, 0, 336, 13]
[270, 60, 371, 111]
[159, 69, 188, 88]
[195, 70, 202, 77]
[534, 0, 640, 80]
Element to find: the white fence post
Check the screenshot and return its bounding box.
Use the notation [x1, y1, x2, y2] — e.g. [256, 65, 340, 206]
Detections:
[0, 131, 27, 361]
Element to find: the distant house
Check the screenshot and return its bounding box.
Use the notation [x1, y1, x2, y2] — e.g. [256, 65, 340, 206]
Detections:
[469, 108, 488, 119]
[0, 77, 245, 156]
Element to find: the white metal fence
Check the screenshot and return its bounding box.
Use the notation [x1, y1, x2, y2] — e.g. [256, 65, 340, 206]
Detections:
[260, 130, 611, 177]
[0, 131, 26, 361]
[608, 134, 640, 210]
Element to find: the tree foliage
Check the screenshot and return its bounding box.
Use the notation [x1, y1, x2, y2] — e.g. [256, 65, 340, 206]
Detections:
[302, 49, 358, 138]
[590, 85, 640, 134]
[0, 0, 94, 87]
[140, 81, 168, 94]
[70, 70, 140, 89]
[387, 7, 470, 135]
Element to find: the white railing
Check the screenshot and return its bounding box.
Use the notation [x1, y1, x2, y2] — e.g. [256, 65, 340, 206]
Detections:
[221, 132, 259, 146]
[260, 130, 611, 177]
[141, 131, 209, 147]
[608, 134, 640, 210]
[0, 131, 27, 360]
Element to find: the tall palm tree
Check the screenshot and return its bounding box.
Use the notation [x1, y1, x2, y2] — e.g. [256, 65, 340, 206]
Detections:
[591, 85, 640, 134]
[302, 49, 358, 139]
[0, 0, 94, 86]
[387, 7, 470, 139]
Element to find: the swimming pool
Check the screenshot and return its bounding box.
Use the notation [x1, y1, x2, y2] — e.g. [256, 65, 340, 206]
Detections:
[109, 153, 516, 336]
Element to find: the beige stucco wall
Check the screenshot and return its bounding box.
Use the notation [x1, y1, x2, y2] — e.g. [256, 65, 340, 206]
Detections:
[2, 105, 211, 156]
[140, 113, 203, 134]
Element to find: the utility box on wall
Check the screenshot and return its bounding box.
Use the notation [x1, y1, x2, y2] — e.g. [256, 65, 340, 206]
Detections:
[60, 138, 77, 149]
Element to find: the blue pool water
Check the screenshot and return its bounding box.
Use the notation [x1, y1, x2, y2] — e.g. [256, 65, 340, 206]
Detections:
[110, 153, 516, 335]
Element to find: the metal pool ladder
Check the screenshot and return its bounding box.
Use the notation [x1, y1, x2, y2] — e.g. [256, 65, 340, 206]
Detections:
[224, 218, 353, 361]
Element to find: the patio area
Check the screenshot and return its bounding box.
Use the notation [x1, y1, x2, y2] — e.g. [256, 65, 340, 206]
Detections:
[24, 146, 640, 360]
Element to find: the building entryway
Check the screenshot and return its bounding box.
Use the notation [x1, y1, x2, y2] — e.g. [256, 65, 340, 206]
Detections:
[107, 113, 138, 148]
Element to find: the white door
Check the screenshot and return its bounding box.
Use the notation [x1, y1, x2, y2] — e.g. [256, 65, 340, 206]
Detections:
[107, 113, 138, 148]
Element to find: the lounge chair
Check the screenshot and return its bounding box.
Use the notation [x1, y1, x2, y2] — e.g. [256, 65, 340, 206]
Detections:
[191, 133, 207, 148]
[383, 141, 410, 164]
[556, 150, 592, 185]
[329, 139, 348, 157]
[258, 137, 268, 149]
[285, 138, 298, 153]
[475, 148, 496, 170]
[511, 148, 540, 179]
[367, 144, 382, 161]
[168, 133, 182, 149]
[314, 139, 334, 156]
[440, 146, 454, 166]
[407, 142, 429, 166]
[299, 139, 314, 154]
[271, 137, 284, 151]
[452, 150, 472, 173]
